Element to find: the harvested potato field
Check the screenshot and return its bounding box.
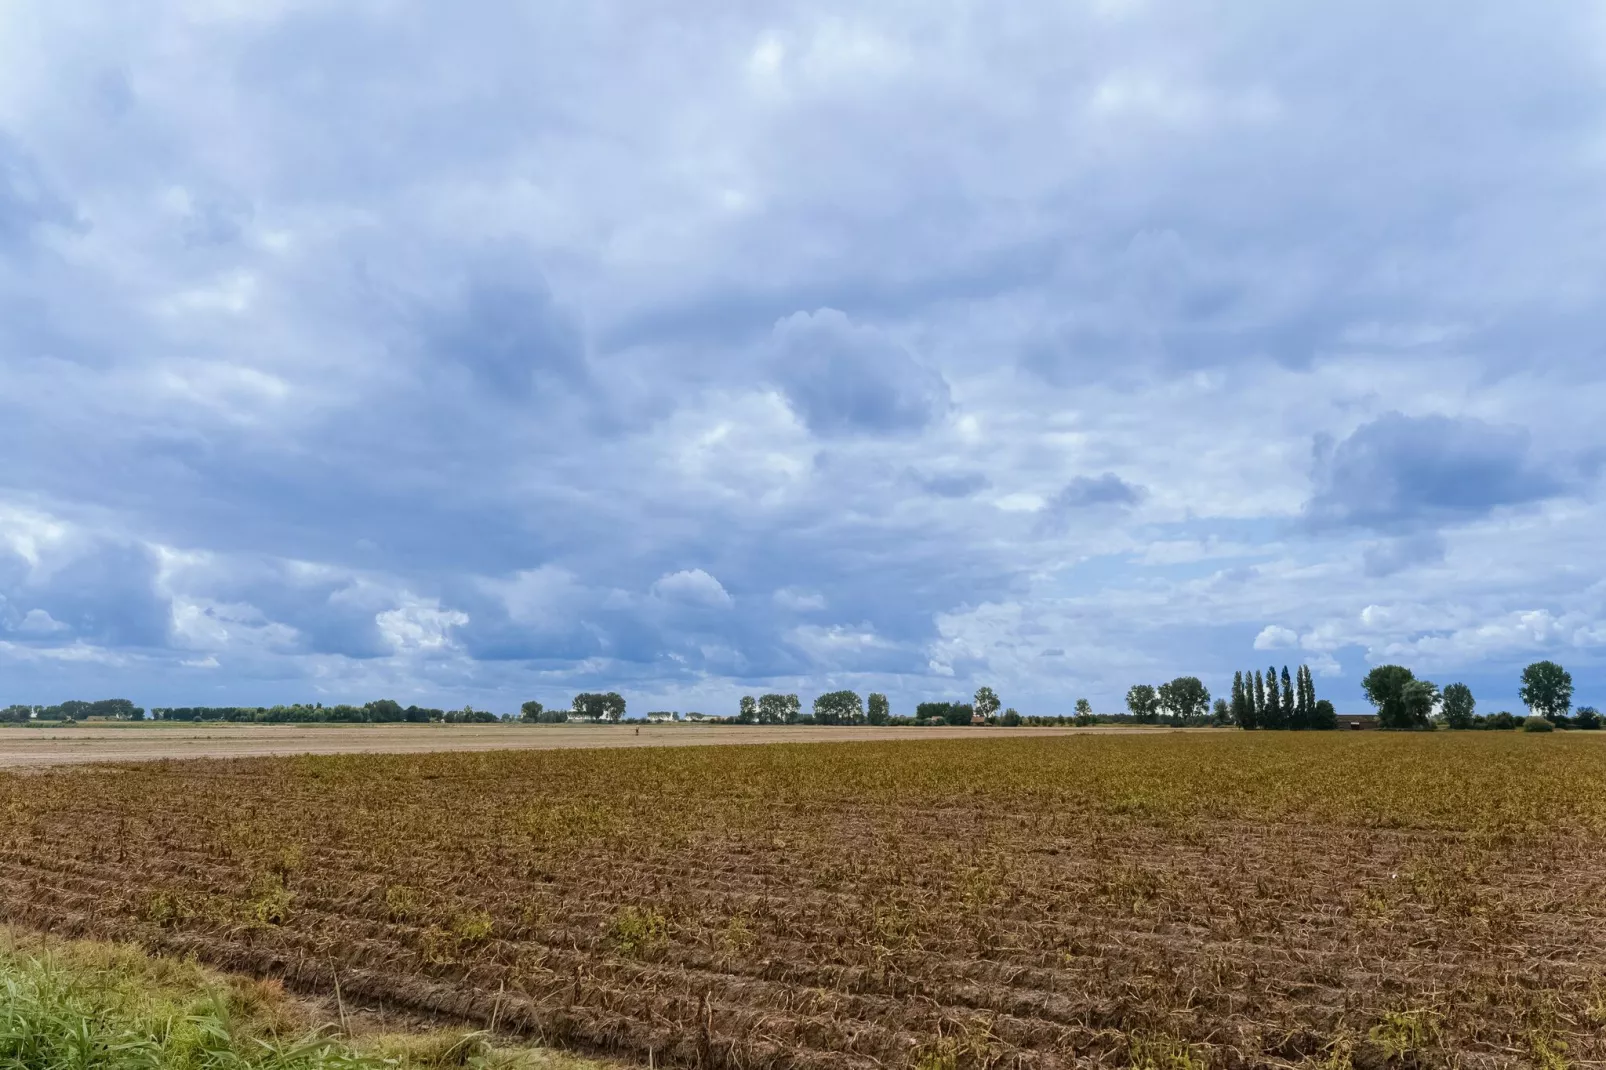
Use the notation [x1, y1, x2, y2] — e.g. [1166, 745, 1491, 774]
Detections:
[3, 734, 1605, 1070]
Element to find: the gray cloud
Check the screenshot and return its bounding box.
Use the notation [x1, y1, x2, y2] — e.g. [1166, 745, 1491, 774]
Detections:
[770, 309, 951, 436]
[913, 470, 991, 498]
[1051, 474, 1146, 510]
[421, 260, 589, 402]
[0, 137, 73, 248]
[1033, 474, 1147, 537]
[1363, 533, 1448, 578]
[1305, 413, 1566, 533]
[0, 2, 1603, 713]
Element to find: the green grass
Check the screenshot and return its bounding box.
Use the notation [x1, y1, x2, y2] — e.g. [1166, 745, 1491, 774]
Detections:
[0, 930, 611, 1070]
[0, 946, 369, 1070]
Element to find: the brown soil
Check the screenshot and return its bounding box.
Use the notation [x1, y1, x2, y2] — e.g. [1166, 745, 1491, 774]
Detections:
[3, 735, 1602, 1070]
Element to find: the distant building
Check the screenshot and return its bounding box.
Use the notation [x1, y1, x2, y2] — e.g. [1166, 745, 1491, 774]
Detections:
[646, 711, 675, 723]
[1335, 714, 1379, 731]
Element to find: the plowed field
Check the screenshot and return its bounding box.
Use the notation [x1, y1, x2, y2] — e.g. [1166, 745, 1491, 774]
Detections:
[3, 734, 1604, 1070]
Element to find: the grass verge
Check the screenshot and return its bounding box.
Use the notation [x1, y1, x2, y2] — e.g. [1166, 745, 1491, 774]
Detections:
[0, 927, 612, 1070]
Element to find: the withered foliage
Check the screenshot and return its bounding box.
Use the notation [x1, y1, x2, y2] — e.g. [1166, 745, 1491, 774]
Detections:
[3, 733, 1604, 1070]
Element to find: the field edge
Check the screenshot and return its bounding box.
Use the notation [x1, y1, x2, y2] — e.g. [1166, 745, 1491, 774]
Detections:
[0, 923, 628, 1070]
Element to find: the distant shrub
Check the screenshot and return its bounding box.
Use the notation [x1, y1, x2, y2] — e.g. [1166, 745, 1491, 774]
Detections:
[1523, 716, 1555, 733]
[1488, 711, 1517, 730]
[1575, 706, 1601, 730]
[916, 701, 975, 726]
[442, 706, 499, 724]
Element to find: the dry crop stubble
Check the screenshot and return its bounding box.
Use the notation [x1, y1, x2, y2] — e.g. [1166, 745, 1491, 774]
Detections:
[2, 733, 1604, 1070]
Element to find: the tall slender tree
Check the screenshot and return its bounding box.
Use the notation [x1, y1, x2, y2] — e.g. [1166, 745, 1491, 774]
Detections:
[1231, 671, 1247, 727]
[1253, 670, 1266, 728]
[1264, 666, 1284, 729]
[1280, 666, 1295, 728]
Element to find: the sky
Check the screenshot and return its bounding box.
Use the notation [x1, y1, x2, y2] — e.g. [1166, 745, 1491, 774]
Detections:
[2, 2, 1605, 717]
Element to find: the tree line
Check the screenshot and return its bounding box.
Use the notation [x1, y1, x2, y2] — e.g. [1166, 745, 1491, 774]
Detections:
[2, 699, 144, 723]
[9, 661, 1593, 731]
[1362, 660, 1599, 731]
[1, 700, 505, 724]
[710, 687, 1109, 727]
[517, 688, 1027, 726]
[152, 701, 503, 723]
[516, 693, 630, 722]
[1120, 667, 1338, 729]
[726, 687, 1060, 726]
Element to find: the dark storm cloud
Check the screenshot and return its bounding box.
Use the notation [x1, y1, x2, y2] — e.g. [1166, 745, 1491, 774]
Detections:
[770, 309, 951, 436]
[1305, 413, 1566, 534]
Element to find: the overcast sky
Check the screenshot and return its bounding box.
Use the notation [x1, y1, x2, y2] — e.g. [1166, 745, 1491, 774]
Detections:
[3, 2, 1604, 715]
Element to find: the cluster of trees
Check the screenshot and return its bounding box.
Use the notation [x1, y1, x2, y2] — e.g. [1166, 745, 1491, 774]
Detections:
[570, 692, 628, 721]
[1369, 660, 1599, 731]
[915, 700, 976, 726]
[734, 693, 804, 723]
[518, 693, 629, 722]
[727, 690, 907, 725]
[1360, 666, 1444, 730]
[1125, 676, 1218, 724]
[2, 699, 145, 723]
[1227, 666, 1337, 729]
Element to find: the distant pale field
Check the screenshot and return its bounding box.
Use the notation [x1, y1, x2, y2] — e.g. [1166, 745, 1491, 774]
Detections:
[0, 721, 1185, 768]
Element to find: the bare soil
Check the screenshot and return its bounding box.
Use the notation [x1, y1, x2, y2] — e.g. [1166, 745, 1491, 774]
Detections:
[6, 734, 1601, 1069]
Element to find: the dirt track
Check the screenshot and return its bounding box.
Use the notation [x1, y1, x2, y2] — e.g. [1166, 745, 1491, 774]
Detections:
[0, 722, 1178, 768]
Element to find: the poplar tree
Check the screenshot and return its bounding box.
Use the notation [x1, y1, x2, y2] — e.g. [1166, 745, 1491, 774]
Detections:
[1264, 666, 1284, 729]
[1301, 665, 1318, 728]
[1231, 671, 1246, 727]
[1253, 670, 1266, 728]
[1281, 666, 1296, 728]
